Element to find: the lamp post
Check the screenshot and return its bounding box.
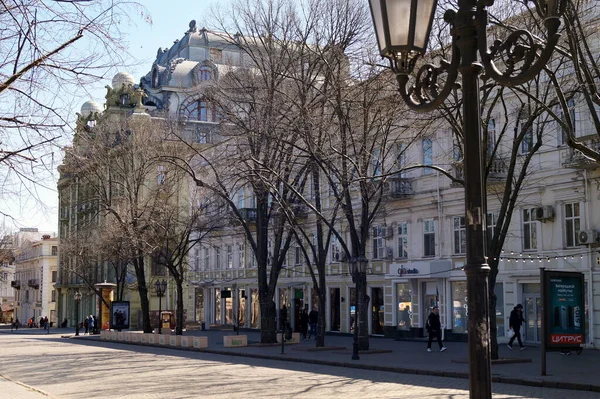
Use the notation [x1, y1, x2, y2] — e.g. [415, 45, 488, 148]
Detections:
[368, 0, 565, 397]
[351, 256, 368, 360]
[74, 291, 82, 336]
[155, 280, 167, 334]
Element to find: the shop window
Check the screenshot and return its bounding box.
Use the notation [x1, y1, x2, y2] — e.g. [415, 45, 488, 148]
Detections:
[396, 282, 412, 330]
[251, 289, 259, 328]
[214, 288, 221, 324]
[452, 281, 468, 333]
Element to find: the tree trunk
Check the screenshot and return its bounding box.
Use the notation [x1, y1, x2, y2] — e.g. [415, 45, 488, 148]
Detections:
[317, 290, 326, 347]
[133, 255, 152, 333]
[358, 275, 369, 351]
[259, 298, 277, 343]
[175, 278, 184, 335]
[488, 263, 500, 360]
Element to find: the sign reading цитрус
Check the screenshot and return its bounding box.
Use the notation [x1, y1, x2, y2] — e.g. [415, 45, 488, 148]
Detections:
[543, 270, 585, 349]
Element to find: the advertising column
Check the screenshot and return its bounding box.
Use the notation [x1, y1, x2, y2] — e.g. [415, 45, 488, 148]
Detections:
[541, 269, 585, 375]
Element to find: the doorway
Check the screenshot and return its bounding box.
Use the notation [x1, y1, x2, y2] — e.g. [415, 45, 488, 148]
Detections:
[522, 282, 541, 343]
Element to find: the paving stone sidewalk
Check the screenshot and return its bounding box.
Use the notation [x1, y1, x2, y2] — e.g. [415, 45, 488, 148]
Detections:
[2, 325, 598, 392]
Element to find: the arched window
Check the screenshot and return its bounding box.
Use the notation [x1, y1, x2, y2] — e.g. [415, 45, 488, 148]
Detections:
[181, 98, 215, 122]
[199, 66, 212, 81]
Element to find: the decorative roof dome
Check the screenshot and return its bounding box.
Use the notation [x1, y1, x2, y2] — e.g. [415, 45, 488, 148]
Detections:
[111, 72, 136, 90]
[80, 100, 103, 118]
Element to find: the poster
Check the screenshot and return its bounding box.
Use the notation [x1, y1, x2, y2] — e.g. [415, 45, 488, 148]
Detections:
[111, 301, 130, 330]
[543, 271, 584, 349]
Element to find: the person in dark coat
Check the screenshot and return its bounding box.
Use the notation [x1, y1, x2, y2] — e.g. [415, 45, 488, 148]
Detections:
[426, 306, 447, 352]
[299, 309, 309, 339]
[508, 304, 526, 350]
[279, 305, 288, 331]
[308, 306, 318, 339]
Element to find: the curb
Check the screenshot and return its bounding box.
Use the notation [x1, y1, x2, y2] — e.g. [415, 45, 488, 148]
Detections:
[87, 337, 600, 393]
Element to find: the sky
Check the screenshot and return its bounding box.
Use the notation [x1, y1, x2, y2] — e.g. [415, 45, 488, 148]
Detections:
[8, 0, 218, 234]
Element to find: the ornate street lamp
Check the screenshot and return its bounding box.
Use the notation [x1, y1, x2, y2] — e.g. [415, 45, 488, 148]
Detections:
[74, 291, 82, 336]
[369, 0, 565, 397]
[351, 256, 368, 360]
[154, 280, 167, 334]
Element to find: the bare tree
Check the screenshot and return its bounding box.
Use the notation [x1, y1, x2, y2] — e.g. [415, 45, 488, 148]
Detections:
[1, 0, 147, 225]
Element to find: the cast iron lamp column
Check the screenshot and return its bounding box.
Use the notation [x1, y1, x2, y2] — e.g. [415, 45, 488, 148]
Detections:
[74, 291, 82, 336]
[155, 280, 167, 334]
[351, 256, 368, 360]
[369, 0, 565, 397]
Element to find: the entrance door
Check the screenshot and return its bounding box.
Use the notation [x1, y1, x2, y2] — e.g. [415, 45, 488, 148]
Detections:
[523, 295, 542, 342]
[371, 287, 384, 335]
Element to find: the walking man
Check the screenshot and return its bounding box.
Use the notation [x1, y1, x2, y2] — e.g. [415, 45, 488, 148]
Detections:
[308, 306, 318, 339]
[508, 304, 526, 350]
[426, 306, 447, 352]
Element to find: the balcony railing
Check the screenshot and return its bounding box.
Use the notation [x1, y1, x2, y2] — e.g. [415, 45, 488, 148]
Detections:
[487, 158, 508, 182]
[238, 208, 257, 222]
[386, 176, 415, 198]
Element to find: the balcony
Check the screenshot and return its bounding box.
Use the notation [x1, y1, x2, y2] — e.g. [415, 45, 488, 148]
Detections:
[386, 176, 414, 198]
[561, 136, 600, 169]
[487, 158, 508, 184]
[11, 280, 21, 290]
[27, 279, 39, 289]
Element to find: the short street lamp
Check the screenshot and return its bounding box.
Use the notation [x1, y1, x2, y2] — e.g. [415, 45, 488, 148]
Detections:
[351, 256, 368, 361]
[369, 0, 565, 397]
[155, 280, 167, 334]
[74, 291, 82, 336]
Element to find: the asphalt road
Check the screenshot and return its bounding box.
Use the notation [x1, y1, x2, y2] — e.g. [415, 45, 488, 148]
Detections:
[1, 333, 598, 399]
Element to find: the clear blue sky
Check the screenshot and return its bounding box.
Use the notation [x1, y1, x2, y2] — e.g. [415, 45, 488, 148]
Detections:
[12, 0, 219, 233]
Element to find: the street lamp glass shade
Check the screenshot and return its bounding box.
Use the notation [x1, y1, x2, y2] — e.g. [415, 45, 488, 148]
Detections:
[357, 256, 368, 273]
[74, 292, 82, 301]
[369, 0, 437, 58]
[155, 279, 167, 296]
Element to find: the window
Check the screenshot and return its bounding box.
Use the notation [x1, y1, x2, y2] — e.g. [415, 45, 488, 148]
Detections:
[519, 112, 533, 153]
[565, 202, 581, 248]
[487, 212, 499, 245]
[238, 244, 245, 268]
[396, 282, 412, 330]
[453, 136, 463, 161]
[215, 246, 221, 270]
[51, 271, 57, 283]
[51, 246, 58, 256]
[151, 251, 167, 276]
[522, 208, 538, 250]
[453, 216, 466, 255]
[157, 165, 165, 185]
[423, 219, 436, 257]
[226, 245, 233, 269]
[51, 289, 56, 302]
[397, 222, 408, 259]
[182, 99, 214, 122]
[372, 226, 384, 259]
[203, 247, 210, 270]
[199, 66, 212, 81]
[486, 119, 496, 156]
[330, 236, 340, 262]
[422, 138, 433, 175]
[452, 281, 468, 333]
[495, 283, 505, 337]
[372, 149, 382, 176]
[295, 245, 302, 265]
[193, 248, 200, 272]
[237, 187, 245, 208]
[397, 143, 408, 177]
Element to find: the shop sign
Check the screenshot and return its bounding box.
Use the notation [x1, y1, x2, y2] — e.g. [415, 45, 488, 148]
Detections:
[397, 267, 419, 276]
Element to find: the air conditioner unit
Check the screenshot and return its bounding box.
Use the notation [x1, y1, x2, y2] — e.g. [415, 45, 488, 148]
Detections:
[532, 205, 554, 222]
[578, 230, 599, 245]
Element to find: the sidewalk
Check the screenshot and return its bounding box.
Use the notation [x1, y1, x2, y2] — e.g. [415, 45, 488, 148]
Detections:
[2, 325, 598, 392]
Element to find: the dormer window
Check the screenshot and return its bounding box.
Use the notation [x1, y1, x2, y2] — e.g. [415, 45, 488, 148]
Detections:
[120, 94, 129, 106]
[200, 66, 212, 81]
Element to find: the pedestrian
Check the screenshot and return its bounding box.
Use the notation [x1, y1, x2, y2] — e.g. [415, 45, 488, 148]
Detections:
[93, 316, 98, 334]
[39, 317, 44, 329]
[279, 305, 288, 331]
[507, 304, 526, 350]
[84, 317, 89, 335]
[308, 306, 318, 339]
[10, 317, 14, 332]
[88, 315, 95, 334]
[44, 316, 49, 331]
[426, 306, 447, 352]
[300, 308, 309, 339]
[15, 318, 19, 330]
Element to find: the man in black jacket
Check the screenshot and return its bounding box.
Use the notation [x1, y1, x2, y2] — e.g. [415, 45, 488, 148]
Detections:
[426, 306, 447, 352]
[508, 304, 526, 350]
